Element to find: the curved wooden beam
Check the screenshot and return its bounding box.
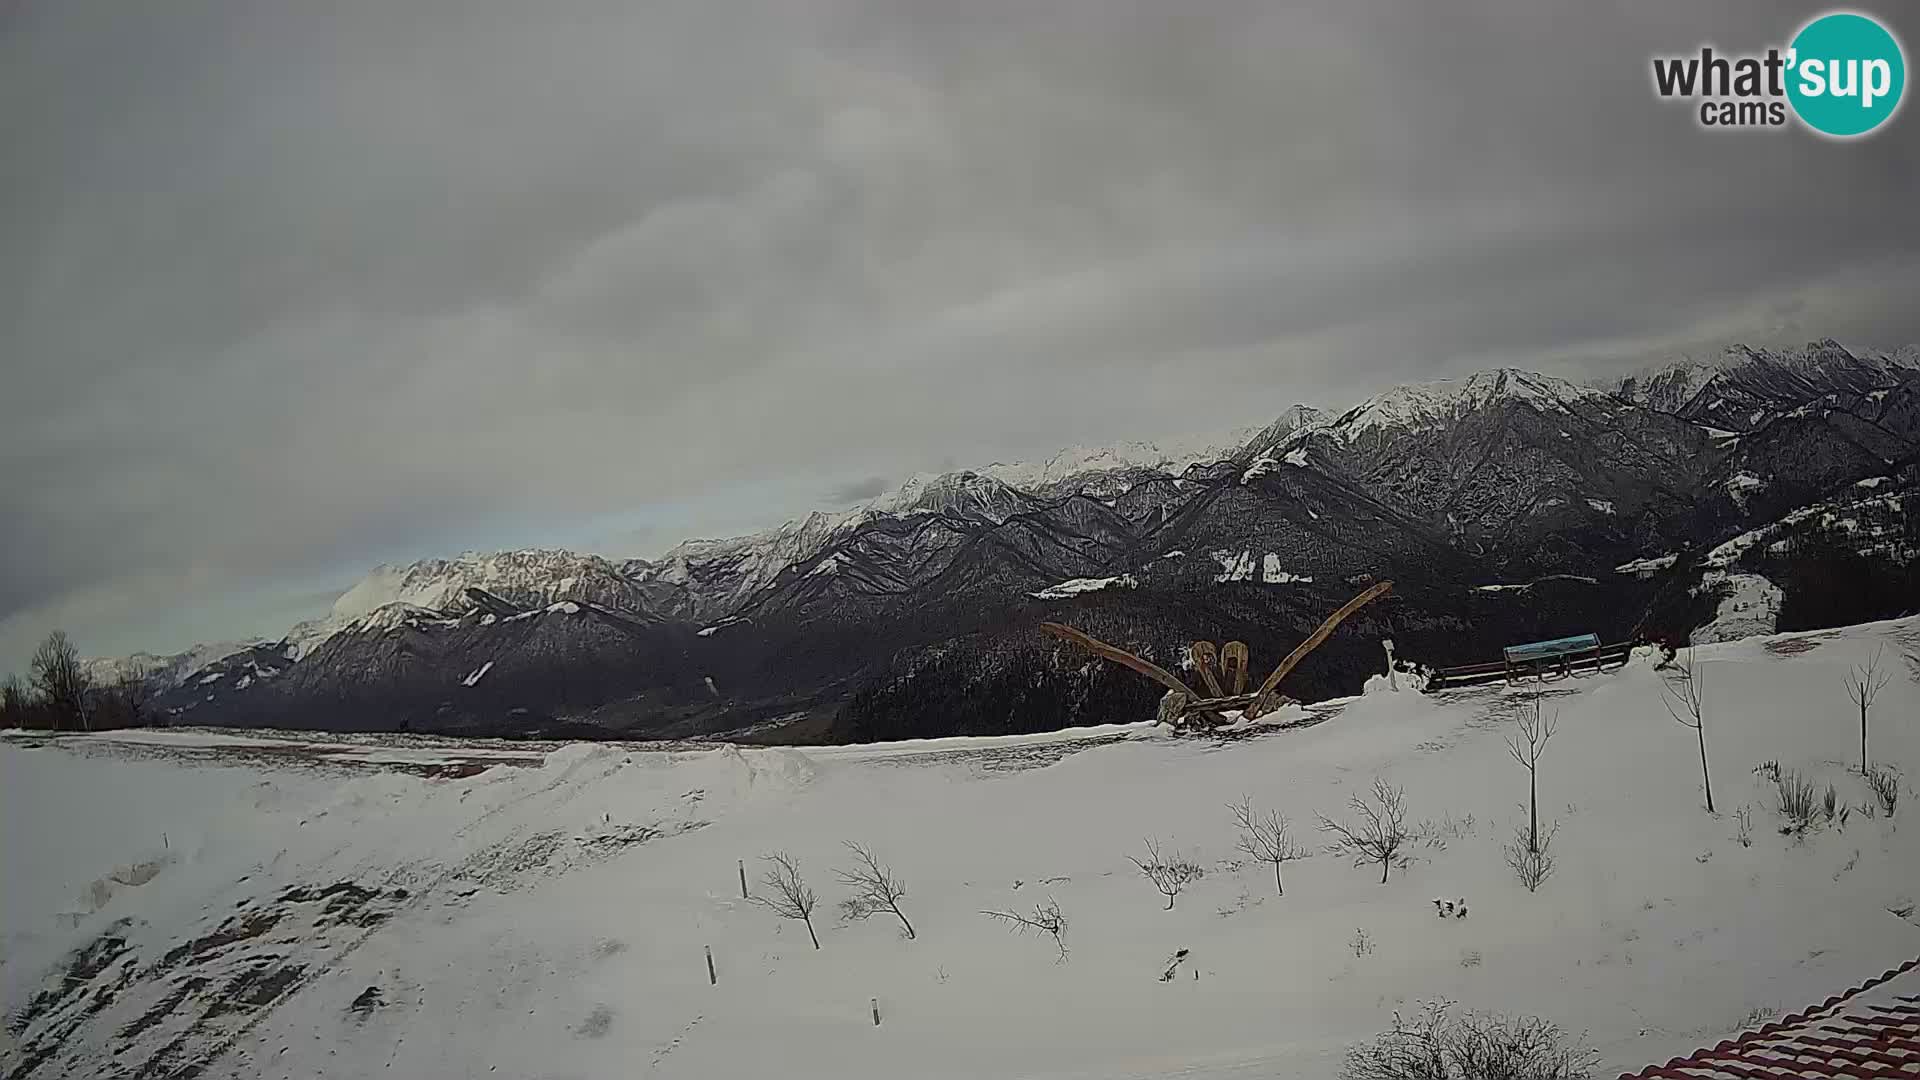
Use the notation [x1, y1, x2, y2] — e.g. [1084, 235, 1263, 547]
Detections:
[1039, 622, 1199, 699]
[1246, 580, 1394, 718]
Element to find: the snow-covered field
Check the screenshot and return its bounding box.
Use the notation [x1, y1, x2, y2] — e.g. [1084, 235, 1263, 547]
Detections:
[5, 620, 1920, 1079]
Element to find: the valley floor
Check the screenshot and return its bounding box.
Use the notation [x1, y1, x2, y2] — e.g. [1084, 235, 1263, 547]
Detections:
[5, 619, 1920, 1079]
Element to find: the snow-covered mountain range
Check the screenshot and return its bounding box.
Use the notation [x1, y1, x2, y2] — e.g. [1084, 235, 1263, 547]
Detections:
[106, 339, 1920, 741]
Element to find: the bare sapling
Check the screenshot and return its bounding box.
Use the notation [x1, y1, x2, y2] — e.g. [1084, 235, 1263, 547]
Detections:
[1229, 796, 1306, 896]
[982, 897, 1069, 961]
[1661, 646, 1714, 813]
[1130, 838, 1205, 910]
[835, 842, 915, 939]
[750, 852, 821, 949]
[1505, 688, 1558, 854]
[1844, 648, 1892, 773]
[1318, 778, 1412, 884]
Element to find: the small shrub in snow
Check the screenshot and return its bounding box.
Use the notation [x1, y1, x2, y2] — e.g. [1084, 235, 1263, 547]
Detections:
[1832, 848, 1860, 881]
[1776, 770, 1818, 835]
[1319, 778, 1412, 884]
[749, 852, 821, 949]
[1229, 796, 1306, 896]
[1866, 766, 1900, 818]
[1350, 929, 1374, 957]
[1130, 838, 1204, 910]
[834, 842, 915, 939]
[982, 897, 1068, 962]
[1821, 784, 1839, 823]
[1734, 806, 1753, 847]
[1340, 999, 1598, 1080]
[1503, 822, 1557, 893]
[1753, 759, 1781, 783]
[1415, 812, 1477, 851]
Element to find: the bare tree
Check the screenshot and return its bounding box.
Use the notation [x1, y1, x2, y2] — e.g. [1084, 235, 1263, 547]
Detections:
[834, 842, 915, 939]
[982, 897, 1068, 961]
[92, 661, 153, 731]
[0, 675, 30, 727]
[1505, 690, 1558, 854]
[1229, 796, 1306, 896]
[1129, 838, 1204, 910]
[1318, 778, 1411, 884]
[30, 630, 91, 731]
[1844, 648, 1892, 773]
[1660, 646, 1714, 814]
[750, 852, 821, 949]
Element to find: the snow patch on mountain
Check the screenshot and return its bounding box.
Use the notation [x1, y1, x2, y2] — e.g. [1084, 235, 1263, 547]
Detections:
[1030, 575, 1137, 600]
[1693, 572, 1781, 643]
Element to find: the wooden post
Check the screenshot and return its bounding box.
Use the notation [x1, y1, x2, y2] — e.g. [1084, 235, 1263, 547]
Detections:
[737, 859, 747, 900]
[871, 997, 881, 1026]
[706, 945, 716, 985]
[1382, 639, 1397, 691]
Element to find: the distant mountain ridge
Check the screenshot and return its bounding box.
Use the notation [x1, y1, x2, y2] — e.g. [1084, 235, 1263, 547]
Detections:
[103, 339, 1919, 742]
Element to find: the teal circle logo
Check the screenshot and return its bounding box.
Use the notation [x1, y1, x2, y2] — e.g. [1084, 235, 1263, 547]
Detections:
[1787, 12, 1906, 137]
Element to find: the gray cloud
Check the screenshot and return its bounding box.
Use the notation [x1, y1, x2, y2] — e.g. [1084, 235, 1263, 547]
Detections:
[825, 476, 894, 505]
[4, 0, 1919, 667]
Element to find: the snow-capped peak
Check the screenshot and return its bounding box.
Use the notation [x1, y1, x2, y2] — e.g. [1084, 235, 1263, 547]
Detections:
[1330, 368, 1605, 441]
[969, 427, 1260, 493]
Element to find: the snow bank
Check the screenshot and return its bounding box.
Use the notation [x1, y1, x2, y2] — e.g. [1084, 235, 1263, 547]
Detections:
[6, 617, 1919, 1080]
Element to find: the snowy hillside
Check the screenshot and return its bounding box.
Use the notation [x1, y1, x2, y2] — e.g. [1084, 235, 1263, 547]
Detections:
[8, 617, 1918, 1079]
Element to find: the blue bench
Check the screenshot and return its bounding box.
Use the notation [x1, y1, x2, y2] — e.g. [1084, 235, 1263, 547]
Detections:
[1503, 633, 1602, 680]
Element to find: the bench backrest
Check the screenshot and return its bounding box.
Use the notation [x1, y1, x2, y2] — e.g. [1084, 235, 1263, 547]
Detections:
[1503, 633, 1601, 664]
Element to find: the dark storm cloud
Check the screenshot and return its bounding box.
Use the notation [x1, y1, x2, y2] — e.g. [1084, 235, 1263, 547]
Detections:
[4, 0, 1918, 664]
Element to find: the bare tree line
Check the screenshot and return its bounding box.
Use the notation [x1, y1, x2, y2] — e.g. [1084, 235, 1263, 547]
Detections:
[1, 630, 154, 732]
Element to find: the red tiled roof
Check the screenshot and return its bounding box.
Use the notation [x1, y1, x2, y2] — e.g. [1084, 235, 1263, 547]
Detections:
[1618, 958, 1920, 1079]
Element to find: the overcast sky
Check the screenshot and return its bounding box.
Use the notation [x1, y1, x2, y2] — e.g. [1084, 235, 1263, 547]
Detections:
[4, 0, 1919, 670]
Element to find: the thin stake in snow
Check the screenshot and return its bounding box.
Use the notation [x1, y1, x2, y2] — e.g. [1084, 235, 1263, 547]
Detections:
[738, 858, 747, 900]
[1843, 647, 1892, 773]
[706, 944, 716, 985]
[1661, 646, 1715, 814]
[749, 852, 821, 949]
[871, 997, 880, 1027]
